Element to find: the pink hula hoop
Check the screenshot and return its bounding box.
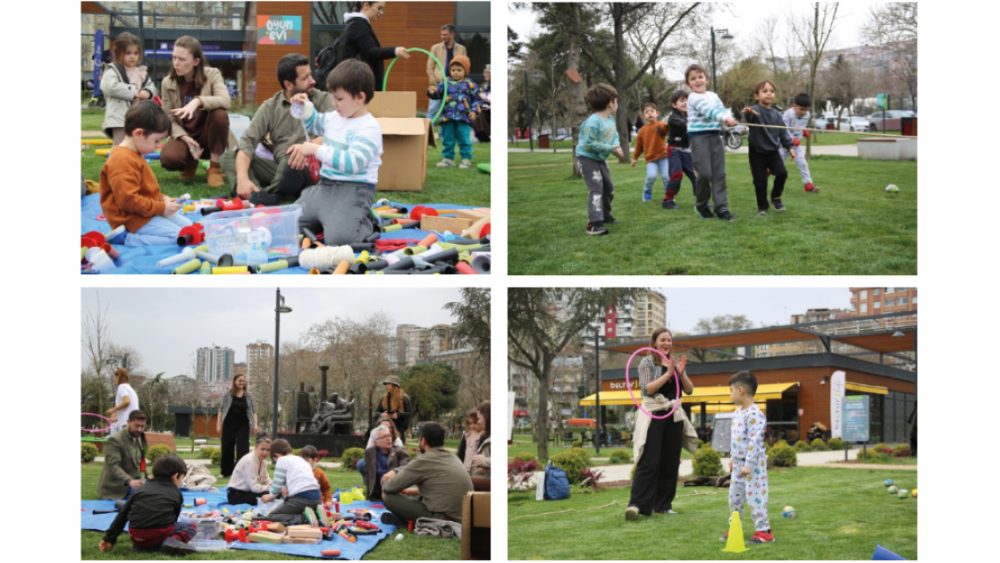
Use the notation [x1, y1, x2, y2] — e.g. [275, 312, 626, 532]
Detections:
[81, 412, 113, 434]
[624, 347, 681, 420]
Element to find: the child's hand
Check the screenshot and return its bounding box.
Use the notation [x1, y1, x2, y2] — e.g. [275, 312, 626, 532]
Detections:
[630, 158, 637, 168]
[290, 92, 309, 106]
[469, 111, 477, 121]
[99, 540, 113, 553]
[789, 148, 797, 160]
[163, 199, 181, 216]
[612, 146, 625, 159]
[137, 90, 151, 101]
[427, 85, 437, 95]
[724, 117, 738, 127]
[728, 460, 733, 473]
[742, 106, 758, 116]
[281, 486, 289, 497]
[741, 465, 751, 477]
[287, 143, 318, 170]
[261, 494, 275, 503]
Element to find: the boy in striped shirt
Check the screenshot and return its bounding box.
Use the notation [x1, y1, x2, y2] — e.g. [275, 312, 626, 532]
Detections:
[685, 64, 738, 222]
[289, 59, 383, 245]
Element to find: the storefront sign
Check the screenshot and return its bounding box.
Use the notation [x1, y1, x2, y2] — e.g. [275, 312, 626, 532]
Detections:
[602, 378, 640, 392]
[830, 370, 846, 438]
[257, 15, 302, 45]
[604, 305, 617, 340]
[842, 395, 870, 443]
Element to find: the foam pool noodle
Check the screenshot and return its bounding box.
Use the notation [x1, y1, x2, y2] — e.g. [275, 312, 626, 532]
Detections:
[418, 233, 438, 248]
[213, 265, 251, 274]
[471, 253, 491, 274]
[172, 258, 201, 275]
[256, 256, 300, 273]
[199, 261, 212, 275]
[157, 247, 196, 268]
[403, 245, 427, 256]
[455, 261, 477, 275]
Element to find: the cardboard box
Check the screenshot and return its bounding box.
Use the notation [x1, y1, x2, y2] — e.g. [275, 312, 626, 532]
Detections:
[450, 208, 491, 220]
[370, 91, 434, 192]
[461, 492, 490, 560]
[420, 215, 475, 233]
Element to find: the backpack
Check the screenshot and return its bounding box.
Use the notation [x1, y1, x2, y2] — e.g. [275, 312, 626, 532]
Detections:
[543, 461, 570, 500]
[313, 20, 361, 90]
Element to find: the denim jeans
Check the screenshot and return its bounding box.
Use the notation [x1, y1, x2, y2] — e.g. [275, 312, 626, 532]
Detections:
[440, 121, 473, 161]
[124, 214, 193, 246]
[643, 158, 670, 199]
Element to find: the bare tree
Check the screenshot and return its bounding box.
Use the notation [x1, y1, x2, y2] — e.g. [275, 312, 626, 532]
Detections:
[863, 3, 917, 110]
[789, 3, 840, 157]
[82, 292, 112, 415]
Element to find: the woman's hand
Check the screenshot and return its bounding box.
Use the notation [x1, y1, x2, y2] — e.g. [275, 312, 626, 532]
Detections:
[394, 47, 411, 59]
[286, 142, 318, 170]
[180, 136, 203, 159]
[170, 98, 202, 121]
[676, 355, 687, 374]
[216, 421, 222, 434]
[252, 424, 259, 435]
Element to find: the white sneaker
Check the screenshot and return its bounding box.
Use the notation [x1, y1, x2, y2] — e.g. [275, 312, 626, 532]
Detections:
[459, 159, 472, 169]
[436, 159, 454, 168]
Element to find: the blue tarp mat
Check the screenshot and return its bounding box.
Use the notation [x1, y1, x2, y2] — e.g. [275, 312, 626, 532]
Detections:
[82, 488, 396, 560]
[81, 193, 477, 274]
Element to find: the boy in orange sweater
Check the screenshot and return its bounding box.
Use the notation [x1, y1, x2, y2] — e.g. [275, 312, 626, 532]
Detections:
[100, 101, 191, 246]
[301, 445, 332, 506]
[630, 102, 670, 203]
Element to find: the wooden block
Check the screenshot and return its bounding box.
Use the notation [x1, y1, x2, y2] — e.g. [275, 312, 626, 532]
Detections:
[450, 208, 491, 220]
[420, 215, 474, 234]
[248, 531, 284, 544]
[286, 537, 321, 544]
[267, 522, 286, 533]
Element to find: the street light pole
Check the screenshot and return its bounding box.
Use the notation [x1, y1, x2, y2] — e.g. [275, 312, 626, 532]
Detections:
[710, 27, 731, 92]
[272, 288, 292, 436]
[594, 328, 601, 456]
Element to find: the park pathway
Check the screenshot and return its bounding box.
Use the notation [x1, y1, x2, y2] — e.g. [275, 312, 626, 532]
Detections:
[595, 447, 915, 487]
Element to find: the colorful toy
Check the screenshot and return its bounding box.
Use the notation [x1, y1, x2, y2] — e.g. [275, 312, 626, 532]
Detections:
[884, 183, 900, 193]
[781, 505, 796, 518]
[887, 485, 898, 494]
[896, 489, 909, 499]
[177, 223, 205, 246]
[871, 544, 906, 560]
[911, 489, 917, 498]
[321, 549, 342, 557]
[884, 479, 894, 487]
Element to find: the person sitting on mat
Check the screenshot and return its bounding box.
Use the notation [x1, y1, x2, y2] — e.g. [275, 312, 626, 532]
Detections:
[260, 439, 323, 523]
[380, 421, 472, 525]
[100, 101, 192, 246]
[99, 454, 197, 555]
[226, 433, 272, 505]
[362, 424, 410, 501]
[301, 445, 333, 506]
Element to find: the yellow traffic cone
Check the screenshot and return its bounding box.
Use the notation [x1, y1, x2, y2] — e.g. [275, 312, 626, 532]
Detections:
[722, 511, 749, 553]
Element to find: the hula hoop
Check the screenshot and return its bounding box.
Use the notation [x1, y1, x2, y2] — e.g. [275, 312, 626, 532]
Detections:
[81, 412, 113, 435]
[382, 47, 447, 122]
[624, 347, 682, 420]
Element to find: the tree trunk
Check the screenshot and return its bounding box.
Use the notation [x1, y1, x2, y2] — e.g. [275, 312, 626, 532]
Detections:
[567, 4, 587, 176]
[535, 365, 552, 461]
[612, 4, 630, 162]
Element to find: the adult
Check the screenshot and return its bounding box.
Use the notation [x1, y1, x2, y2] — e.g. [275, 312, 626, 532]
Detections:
[381, 422, 472, 524]
[455, 408, 482, 473]
[341, 2, 410, 92]
[222, 53, 333, 206]
[427, 24, 467, 122]
[160, 35, 231, 187]
[363, 424, 411, 500]
[106, 367, 140, 434]
[226, 434, 272, 506]
[98, 410, 148, 500]
[216, 373, 258, 478]
[375, 376, 413, 444]
[466, 401, 491, 491]
[625, 328, 694, 520]
[473, 64, 490, 142]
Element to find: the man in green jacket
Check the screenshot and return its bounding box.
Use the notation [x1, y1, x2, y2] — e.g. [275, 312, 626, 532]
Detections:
[98, 410, 149, 500]
[223, 53, 334, 206]
[380, 421, 473, 523]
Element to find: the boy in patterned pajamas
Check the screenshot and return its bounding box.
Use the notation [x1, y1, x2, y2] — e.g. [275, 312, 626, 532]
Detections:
[724, 370, 774, 544]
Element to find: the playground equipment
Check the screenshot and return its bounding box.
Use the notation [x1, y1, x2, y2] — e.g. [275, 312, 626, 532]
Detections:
[382, 47, 446, 122]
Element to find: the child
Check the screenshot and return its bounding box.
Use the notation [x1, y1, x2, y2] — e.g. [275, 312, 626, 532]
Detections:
[630, 102, 669, 203]
[100, 101, 192, 246]
[288, 59, 382, 245]
[664, 90, 697, 209]
[576, 83, 625, 236]
[427, 55, 480, 168]
[723, 371, 774, 544]
[782, 93, 820, 193]
[741, 80, 796, 215]
[685, 64, 738, 222]
[226, 434, 272, 506]
[99, 455, 196, 555]
[260, 439, 323, 523]
[301, 445, 333, 506]
[101, 32, 157, 146]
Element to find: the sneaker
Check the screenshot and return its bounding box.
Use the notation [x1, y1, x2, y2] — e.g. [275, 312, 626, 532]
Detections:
[695, 206, 714, 219]
[642, 191, 652, 202]
[603, 215, 617, 225]
[160, 537, 195, 556]
[654, 508, 679, 515]
[207, 162, 225, 188]
[662, 199, 678, 210]
[302, 506, 319, 527]
[719, 531, 729, 542]
[771, 198, 785, 211]
[757, 209, 768, 216]
[586, 223, 608, 236]
[750, 530, 775, 544]
[804, 182, 819, 193]
[625, 506, 640, 521]
[717, 210, 735, 222]
[436, 159, 454, 168]
[459, 159, 472, 169]
[316, 504, 331, 527]
[380, 512, 404, 526]
[180, 159, 199, 182]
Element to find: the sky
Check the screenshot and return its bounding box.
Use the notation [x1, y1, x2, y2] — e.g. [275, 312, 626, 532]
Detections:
[508, 1, 889, 79]
[81, 288, 464, 377]
[656, 287, 853, 333]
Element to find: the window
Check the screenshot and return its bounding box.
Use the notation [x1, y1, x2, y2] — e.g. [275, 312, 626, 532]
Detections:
[859, 289, 868, 300]
[885, 299, 894, 306]
[860, 302, 868, 313]
[873, 289, 881, 296]
[873, 301, 881, 309]
[912, 296, 917, 304]
[899, 296, 908, 304]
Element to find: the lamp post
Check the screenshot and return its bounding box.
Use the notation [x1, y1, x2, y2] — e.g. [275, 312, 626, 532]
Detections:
[710, 27, 733, 91]
[272, 288, 293, 435]
[594, 327, 601, 456]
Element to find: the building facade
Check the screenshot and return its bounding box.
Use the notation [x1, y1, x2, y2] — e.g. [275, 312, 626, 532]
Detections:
[195, 345, 235, 385]
[246, 341, 273, 387]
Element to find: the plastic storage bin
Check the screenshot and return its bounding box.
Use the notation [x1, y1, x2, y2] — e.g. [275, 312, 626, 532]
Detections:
[202, 204, 301, 265]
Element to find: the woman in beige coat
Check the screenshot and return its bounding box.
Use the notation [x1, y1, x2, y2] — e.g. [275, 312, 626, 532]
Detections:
[159, 35, 230, 187]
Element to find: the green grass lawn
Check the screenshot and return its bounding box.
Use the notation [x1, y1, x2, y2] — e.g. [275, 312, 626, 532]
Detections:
[80, 462, 460, 560]
[81, 109, 489, 207]
[508, 466, 917, 560]
[508, 151, 916, 275]
[507, 432, 691, 464]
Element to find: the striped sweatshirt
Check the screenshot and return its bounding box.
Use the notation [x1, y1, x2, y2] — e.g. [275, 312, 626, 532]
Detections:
[270, 455, 320, 497]
[298, 100, 383, 185]
[575, 113, 620, 161]
[686, 91, 733, 136]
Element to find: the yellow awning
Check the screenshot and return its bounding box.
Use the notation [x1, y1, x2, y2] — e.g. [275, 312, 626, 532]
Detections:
[846, 382, 889, 395]
[579, 382, 797, 407]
